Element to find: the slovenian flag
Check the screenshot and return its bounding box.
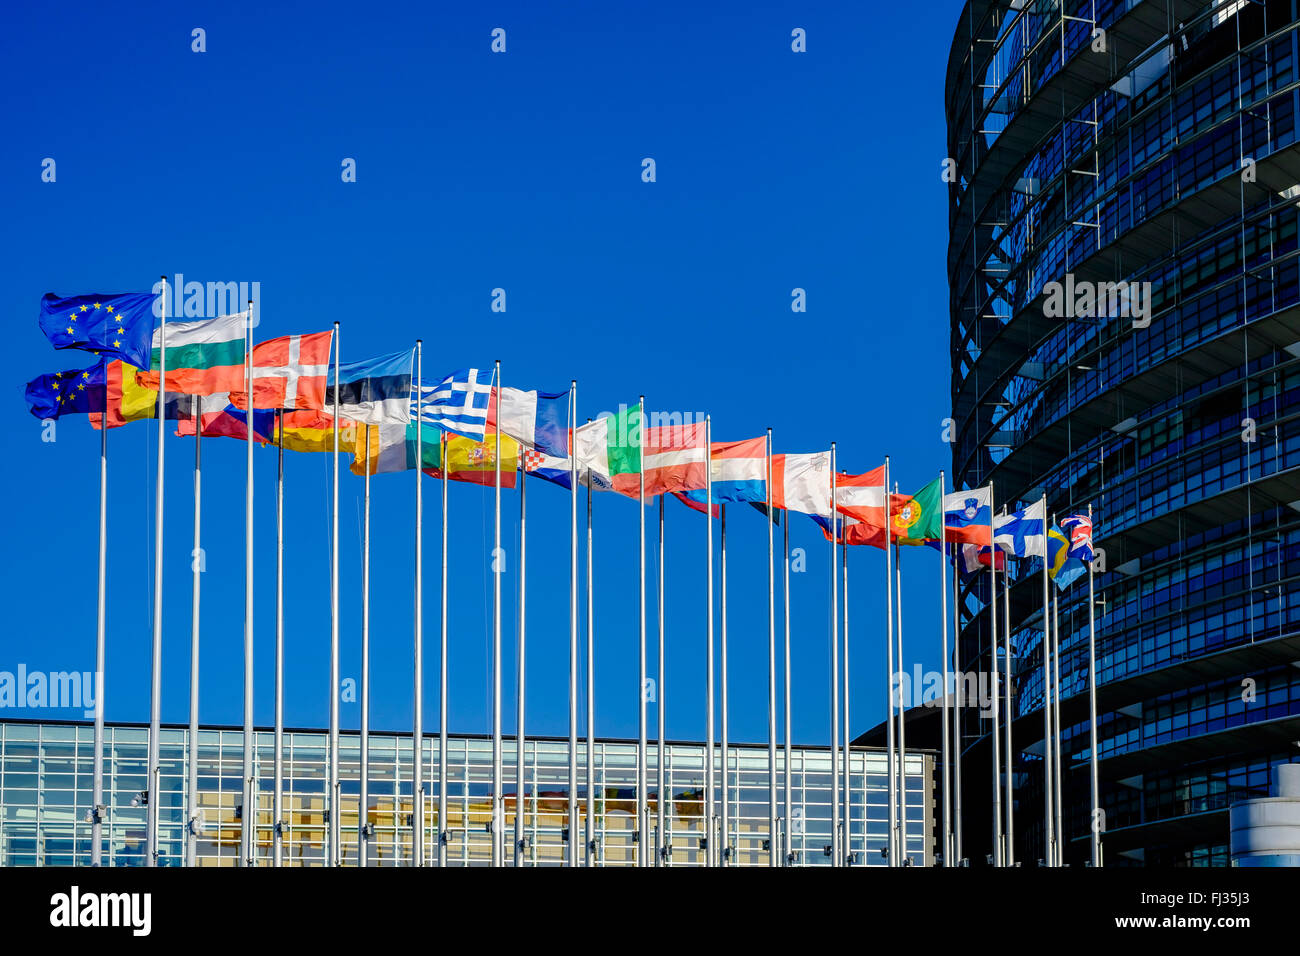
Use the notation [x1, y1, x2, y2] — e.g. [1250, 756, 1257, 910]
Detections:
[943, 487, 993, 546]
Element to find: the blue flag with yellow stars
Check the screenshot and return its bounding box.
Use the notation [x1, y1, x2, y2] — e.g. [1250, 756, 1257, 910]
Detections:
[38, 292, 156, 369]
[25, 361, 109, 420]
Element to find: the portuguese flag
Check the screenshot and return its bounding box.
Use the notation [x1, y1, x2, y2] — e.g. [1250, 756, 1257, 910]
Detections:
[890, 476, 943, 545]
[136, 313, 247, 395]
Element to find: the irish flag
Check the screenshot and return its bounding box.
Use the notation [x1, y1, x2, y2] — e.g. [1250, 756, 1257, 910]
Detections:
[137, 313, 247, 395]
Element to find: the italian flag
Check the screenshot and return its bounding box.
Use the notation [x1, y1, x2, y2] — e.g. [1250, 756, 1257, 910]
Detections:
[575, 403, 642, 496]
[137, 313, 247, 395]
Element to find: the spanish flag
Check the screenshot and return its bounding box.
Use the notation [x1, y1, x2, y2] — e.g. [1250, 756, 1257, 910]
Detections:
[423, 433, 520, 487]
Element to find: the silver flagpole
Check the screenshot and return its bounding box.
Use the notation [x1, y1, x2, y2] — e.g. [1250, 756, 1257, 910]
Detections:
[829, 445, 840, 867]
[1002, 556, 1014, 867]
[91, 377, 108, 867]
[360, 424, 372, 868]
[273, 410, 285, 867]
[766, 429, 778, 867]
[1086, 504, 1101, 867]
[584, 457, 595, 866]
[703, 413, 714, 867]
[187, 395, 202, 867]
[896, 536, 907, 864]
[720, 503, 729, 865]
[146, 275, 167, 868]
[952, 528, 964, 865]
[638, 397, 648, 867]
[782, 492, 792, 866]
[1040, 500, 1053, 867]
[241, 301, 256, 868]
[656, 492, 666, 865]
[413, 342, 424, 867]
[989, 484, 1003, 866]
[568, 382, 579, 867]
[884, 458, 897, 866]
[329, 321, 341, 866]
[492, 360, 504, 867]
[939, 472, 951, 866]
[841, 538, 851, 866]
[1052, 574, 1064, 865]
[438, 430, 448, 867]
[514, 448, 527, 866]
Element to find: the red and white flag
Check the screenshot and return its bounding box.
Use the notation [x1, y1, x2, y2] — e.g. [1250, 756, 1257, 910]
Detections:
[231, 330, 333, 410]
[641, 421, 708, 496]
[771, 451, 832, 516]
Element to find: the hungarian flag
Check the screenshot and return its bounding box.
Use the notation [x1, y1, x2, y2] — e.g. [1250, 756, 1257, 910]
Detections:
[891, 477, 944, 545]
[230, 330, 332, 411]
[575, 404, 642, 496]
[137, 313, 248, 395]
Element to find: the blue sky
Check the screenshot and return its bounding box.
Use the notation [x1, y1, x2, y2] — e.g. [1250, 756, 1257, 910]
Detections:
[3, 0, 965, 748]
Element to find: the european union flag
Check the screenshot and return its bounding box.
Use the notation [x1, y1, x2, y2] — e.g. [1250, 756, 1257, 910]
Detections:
[39, 292, 156, 369]
[25, 361, 109, 420]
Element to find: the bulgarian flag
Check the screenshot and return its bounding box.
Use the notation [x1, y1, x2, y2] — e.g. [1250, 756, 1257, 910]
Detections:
[890, 476, 944, 545]
[575, 403, 642, 496]
[137, 313, 247, 395]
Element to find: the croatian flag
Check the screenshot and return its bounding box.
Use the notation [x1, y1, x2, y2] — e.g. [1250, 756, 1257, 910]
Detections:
[943, 487, 993, 546]
[418, 367, 493, 438]
[488, 385, 570, 457]
[994, 499, 1047, 557]
[678, 437, 767, 514]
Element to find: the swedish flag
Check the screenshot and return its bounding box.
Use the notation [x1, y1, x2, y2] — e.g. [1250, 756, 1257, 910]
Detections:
[39, 292, 156, 369]
[25, 361, 109, 420]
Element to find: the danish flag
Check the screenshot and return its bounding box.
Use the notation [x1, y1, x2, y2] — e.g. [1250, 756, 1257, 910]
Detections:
[231, 330, 334, 411]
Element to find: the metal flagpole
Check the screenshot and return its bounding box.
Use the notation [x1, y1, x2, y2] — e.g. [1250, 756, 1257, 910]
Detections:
[1086, 504, 1101, 867]
[638, 397, 648, 867]
[703, 413, 714, 867]
[438, 429, 448, 867]
[782, 493, 792, 866]
[92, 377, 108, 867]
[939, 472, 951, 866]
[328, 321, 341, 866]
[273, 411, 285, 867]
[146, 275, 167, 868]
[829, 445, 840, 867]
[657, 492, 666, 864]
[492, 360, 504, 867]
[766, 429, 778, 867]
[896, 537, 907, 864]
[1052, 577, 1064, 865]
[241, 302, 256, 868]
[720, 504, 729, 865]
[1040, 502, 1053, 867]
[842, 538, 851, 866]
[514, 450, 527, 866]
[413, 342, 424, 867]
[1002, 557, 1014, 867]
[584, 459, 596, 866]
[989, 483, 1003, 867]
[360, 425, 372, 868]
[568, 382, 579, 868]
[884, 458, 897, 866]
[952, 530, 964, 865]
[187, 395, 202, 867]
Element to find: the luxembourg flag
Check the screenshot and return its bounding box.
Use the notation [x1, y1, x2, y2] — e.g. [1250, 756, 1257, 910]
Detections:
[994, 499, 1047, 557]
[677, 437, 767, 514]
[943, 486, 993, 546]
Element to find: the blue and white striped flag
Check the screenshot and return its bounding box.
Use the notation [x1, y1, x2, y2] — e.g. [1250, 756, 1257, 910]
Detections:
[416, 367, 493, 438]
[994, 499, 1047, 557]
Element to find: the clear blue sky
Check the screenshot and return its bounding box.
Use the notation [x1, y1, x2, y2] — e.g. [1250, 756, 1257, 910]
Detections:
[3, 0, 965, 747]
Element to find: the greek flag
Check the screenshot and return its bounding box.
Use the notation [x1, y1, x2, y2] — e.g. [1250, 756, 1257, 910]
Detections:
[416, 367, 492, 438]
[993, 499, 1047, 557]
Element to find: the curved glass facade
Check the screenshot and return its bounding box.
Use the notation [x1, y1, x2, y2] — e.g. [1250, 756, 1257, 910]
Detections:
[947, 0, 1300, 865]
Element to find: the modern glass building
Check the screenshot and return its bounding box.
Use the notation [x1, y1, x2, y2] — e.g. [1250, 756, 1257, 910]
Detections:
[946, 0, 1300, 864]
[0, 719, 934, 867]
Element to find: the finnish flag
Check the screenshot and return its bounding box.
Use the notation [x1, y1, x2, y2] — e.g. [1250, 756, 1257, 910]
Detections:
[994, 499, 1047, 557]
